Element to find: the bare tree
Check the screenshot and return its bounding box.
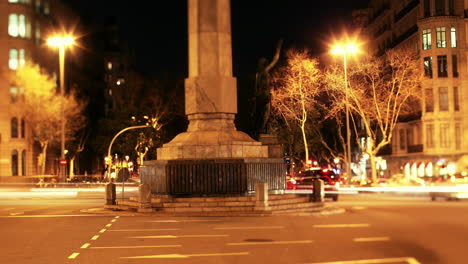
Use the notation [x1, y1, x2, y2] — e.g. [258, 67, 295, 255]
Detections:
[325, 49, 422, 183]
[270, 49, 322, 164]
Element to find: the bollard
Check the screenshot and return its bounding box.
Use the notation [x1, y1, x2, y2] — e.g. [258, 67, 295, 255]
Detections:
[255, 182, 270, 210]
[105, 181, 116, 205]
[138, 184, 153, 213]
[312, 178, 325, 202]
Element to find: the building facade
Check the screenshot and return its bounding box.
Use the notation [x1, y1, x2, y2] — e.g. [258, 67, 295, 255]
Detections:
[360, 0, 468, 180]
[0, 0, 78, 178]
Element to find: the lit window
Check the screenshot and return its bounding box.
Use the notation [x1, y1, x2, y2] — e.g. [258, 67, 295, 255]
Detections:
[107, 61, 113, 70]
[422, 29, 431, 50]
[11, 117, 18, 138]
[425, 88, 434, 112]
[9, 49, 18, 70]
[10, 86, 18, 103]
[116, 78, 125, 85]
[9, 14, 18, 37]
[450, 27, 457, 48]
[436, 27, 446, 48]
[423, 57, 432, 77]
[440, 124, 449, 148]
[439, 87, 448, 111]
[437, 55, 447, 77]
[426, 124, 434, 148]
[19, 15, 26, 37]
[12, 150, 18, 176]
[19, 49, 25, 68]
[453, 86, 459, 111]
[9, 0, 19, 2]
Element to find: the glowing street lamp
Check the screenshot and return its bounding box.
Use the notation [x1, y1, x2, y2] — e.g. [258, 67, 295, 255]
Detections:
[47, 34, 74, 182]
[330, 41, 359, 181]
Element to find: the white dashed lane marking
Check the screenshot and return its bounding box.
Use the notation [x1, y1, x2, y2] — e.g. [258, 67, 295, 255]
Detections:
[67, 253, 80, 259]
[90, 245, 182, 249]
[213, 226, 284, 230]
[129, 234, 229, 239]
[121, 252, 250, 259]
[313, 224, 370, 228]
[227, 240, 313, 246]
[353, 237, 390, 242]
[305, 257, 421, 264]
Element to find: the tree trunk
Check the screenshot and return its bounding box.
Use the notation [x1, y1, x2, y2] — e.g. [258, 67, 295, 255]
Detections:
[369, 153, 378, 184]
[301, 121, 309, 164]
[40, 141, 48, 175]
[69, 157, 75, 178]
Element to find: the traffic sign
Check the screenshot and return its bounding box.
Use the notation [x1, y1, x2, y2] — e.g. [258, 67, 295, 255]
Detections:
[60, 159, 67, 165]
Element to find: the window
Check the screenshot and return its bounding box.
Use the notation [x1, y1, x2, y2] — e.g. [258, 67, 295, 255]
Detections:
[454, 86, 460, 111]
[11, 118, 18, 138]
[426, 124, 434, 148]
[21, 150, 26, 176]
[9, 49, 25, 70]
[107, 61, 113, 70]
[455, 124, 461, 150]
[451, 55, 458, 77]
[436, 27, 446, 48]
[12, 150, 18, 176]
[407, 128, 413, 146]
[424, 57, 433, 77]
[35, 0, 41, 12]
[8, 14, 18, 37]
[35, 22, 41, 45]
[425, 88, 434, 112]
[9, 0, 31, 3]
[435, 0, 445, 15]
[422, 29, 431, 50]
[439, 87, 448, 111]
[19, 49, 25, 68]
[399, 129, 406, 150]
[449, 0, 455, 15]
[440, 123, 449, 148]
[21, 118, 25, 138]
[424, 0, 431, 17]
[9, 49, 18, 70]
[451, 27, 457, 47]
[10, 86, 18, 103]
[44, 1, 49, 14]
[8, 14, 29, 38]
[437, 55, 447, 77]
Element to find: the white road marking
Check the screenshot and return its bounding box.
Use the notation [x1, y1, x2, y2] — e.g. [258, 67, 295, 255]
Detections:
[352, 206, 367, 210]
[305, 257, 421, 264]
[227, 240, 313, 246]
[115, 216, 120, 219]
[313, 224, 370, 228]
[214, 226, 284, 230]
[121, 252, 249, 259]
[109, 228, 180, 232]
[145, 219, 221, 223]
[99, 229, 106, 233]
[91, 235, 100, 240]
[91, 245, 181, 249]
[0, 214, 102, 218]
[0, 207, 15, 211]
[68, 253, 80, 259]
[9, 212, 24, 216]
[353, 237, 390, 242]
[111, 219, 117, 222]
[81, 243, 90, 249]
[130, 234, 229, 239]
[105, 224, 112, 227]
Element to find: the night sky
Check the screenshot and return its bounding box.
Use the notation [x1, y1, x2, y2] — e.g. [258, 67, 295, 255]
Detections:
[66, 0, 369, 77]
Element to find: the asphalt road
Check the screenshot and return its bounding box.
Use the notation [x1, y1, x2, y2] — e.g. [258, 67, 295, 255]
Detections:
[0, 190, 467, 264]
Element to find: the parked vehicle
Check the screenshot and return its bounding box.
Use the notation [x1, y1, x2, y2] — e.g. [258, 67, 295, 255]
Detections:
[287, 168, 340, 201]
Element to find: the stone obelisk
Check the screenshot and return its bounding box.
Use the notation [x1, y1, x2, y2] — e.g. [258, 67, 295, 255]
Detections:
[143, 0, 284, 195]
[157, 0, 268, 159]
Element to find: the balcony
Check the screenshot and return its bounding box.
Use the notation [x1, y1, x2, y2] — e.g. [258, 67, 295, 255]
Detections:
[394, 0, 419, 22]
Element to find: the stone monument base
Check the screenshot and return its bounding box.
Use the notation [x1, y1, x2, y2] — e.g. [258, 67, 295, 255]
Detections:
[140, 158, 285, 195]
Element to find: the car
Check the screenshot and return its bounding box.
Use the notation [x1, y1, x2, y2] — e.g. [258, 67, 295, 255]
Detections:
[287, 168, 340, 201]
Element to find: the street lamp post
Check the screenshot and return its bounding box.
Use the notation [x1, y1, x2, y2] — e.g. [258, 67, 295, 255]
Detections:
[331, 43, 358, 182]
[47, 35, 74, 182]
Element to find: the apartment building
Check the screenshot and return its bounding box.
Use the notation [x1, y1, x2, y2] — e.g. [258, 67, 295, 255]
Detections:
[0, 0, 78, 178]
[359, 0, 468, 179]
